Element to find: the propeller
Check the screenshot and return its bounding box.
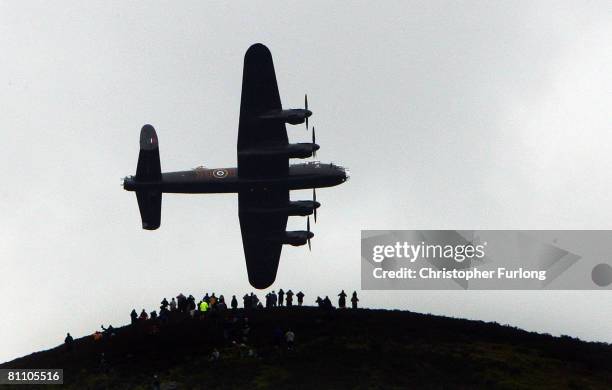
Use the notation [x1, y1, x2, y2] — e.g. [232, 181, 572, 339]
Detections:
[313, 188, 317, 223]
[312, 126, 316, 158]
[307, 216, 311, 251]
[305, 94, 309, 130]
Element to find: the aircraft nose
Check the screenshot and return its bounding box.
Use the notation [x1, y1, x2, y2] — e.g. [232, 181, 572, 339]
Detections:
[123, 176, 136, 191]
[305, 110, 313, 117]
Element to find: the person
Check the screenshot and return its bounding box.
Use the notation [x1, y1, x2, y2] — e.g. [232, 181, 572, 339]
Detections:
[93, 331, 103, 341]
[296, 291, 305, 306]
[323, 296, 332, 309]
[139, 309, 149, 321]
[159, 307, 169, 324]
[152, 375, 161, 390]
[160, 298, 169, 310]
[150, 310, 158, 320]
[169, 298, 177, 311]
[315, 296, 323, 308]
[271, 291, 278, 307]
[177, 293, 186, 312]
[285, 290, 294, 307]
[210, 293, 217, 307]
[199, 300, 209, 313]
[278, 289, 285, 306]
[265, 293, 272, 308]
[64, 332, 73, 351]
[217, 299, 227, 311]
[231, 295, 238, 310]
[209, 348, 220, 362]
[285, 329, 295, 350]
[243, 294, 250, 309]
[130, 309, 138, 325]
[251, 293, 259, 309]
[101, 324, 115, 337]
[338, 290, 347, 308]
[351, 291, 359, 309]
[187, 295, 196, 312]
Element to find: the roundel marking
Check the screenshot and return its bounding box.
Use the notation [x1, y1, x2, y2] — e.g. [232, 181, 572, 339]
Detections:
[213, 169, 229, 179]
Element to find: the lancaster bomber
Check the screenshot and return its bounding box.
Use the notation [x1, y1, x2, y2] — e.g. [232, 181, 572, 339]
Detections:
[123, 43, 349, 288]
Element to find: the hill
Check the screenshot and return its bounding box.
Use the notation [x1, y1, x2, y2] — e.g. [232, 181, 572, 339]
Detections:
[2, 307, 612, 389]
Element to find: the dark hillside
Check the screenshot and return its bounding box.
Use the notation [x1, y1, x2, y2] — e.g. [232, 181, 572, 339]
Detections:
[3, 308, 612, 389]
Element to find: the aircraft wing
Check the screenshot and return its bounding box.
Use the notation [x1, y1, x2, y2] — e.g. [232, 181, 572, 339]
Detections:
[237, 43, 288, 178]
[239, 188, 289, 289]
[237, 43, 291, 288]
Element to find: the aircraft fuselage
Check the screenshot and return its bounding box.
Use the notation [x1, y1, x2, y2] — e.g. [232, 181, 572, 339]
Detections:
[124, 161, 348, 194]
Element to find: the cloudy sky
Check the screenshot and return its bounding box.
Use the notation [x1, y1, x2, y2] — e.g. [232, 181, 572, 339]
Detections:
[2, 1, 612, 363]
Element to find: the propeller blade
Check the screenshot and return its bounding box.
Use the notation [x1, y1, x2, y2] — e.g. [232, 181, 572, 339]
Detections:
[305, 94, 309, 130]
[313, 188, 317, 223]
[307, 215, 311, 251]
[312, 127, 316, 157]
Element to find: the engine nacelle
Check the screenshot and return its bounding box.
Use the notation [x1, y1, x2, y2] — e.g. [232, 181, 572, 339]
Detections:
[267, 231, 314, 246]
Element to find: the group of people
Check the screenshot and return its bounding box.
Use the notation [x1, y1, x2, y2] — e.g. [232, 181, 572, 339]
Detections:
[64, 289, 362, 366]
[128, 290, 360, 324]
[261, 289, 305, 308]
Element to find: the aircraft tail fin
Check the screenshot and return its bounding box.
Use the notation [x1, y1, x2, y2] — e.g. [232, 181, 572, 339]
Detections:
[136, 124, 161, 181]
[135, 124, 162, 230]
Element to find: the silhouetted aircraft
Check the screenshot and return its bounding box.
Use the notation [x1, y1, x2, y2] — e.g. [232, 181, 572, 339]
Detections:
[123, 43, 349, 288]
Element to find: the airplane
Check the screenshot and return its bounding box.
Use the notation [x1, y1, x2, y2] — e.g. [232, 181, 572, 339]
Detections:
[123, 43, 349, 289]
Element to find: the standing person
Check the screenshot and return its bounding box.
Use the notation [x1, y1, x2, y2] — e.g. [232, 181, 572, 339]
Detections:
[285, 290, 294, 307]
[169, 298, 177, 311]
[231, 295, 238, 310]
[139, 309, 149, 321]
[64, 333, 73, 351]
[296, 291, 305, 306]
[188, 295, 196, 312]
[210, 293, 217, 307]
[278, 289, 285, 306]
[285, 329, 295, 350]
[130, 309, 138, 325]
[243, 294, 251, 309]
[265, 293, 271, 308]
[160, 298, 169, 310]
[271, 291, 278, 307]
[351, 291, 359, 309]
[323, 296, 332, 309]
[338, 290, 347, 308]
[177, 293, 186, 312]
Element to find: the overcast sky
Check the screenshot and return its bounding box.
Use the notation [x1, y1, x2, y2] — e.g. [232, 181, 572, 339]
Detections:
[2, 1, 612, 363]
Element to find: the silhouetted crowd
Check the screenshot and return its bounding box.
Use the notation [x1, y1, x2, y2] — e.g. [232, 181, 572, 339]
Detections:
[67, 289, 360, 346]
[65, 288, 361, 380]
[125, 289, 360, 326]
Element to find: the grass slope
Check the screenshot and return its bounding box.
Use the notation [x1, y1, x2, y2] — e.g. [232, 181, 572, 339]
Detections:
[2, 308, 612, 389]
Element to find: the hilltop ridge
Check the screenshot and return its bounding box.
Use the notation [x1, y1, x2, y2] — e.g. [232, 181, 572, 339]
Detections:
[3, 307, 612, 389]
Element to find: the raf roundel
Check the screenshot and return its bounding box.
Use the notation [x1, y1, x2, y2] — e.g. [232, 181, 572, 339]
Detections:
[213, 169, 229, 179]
